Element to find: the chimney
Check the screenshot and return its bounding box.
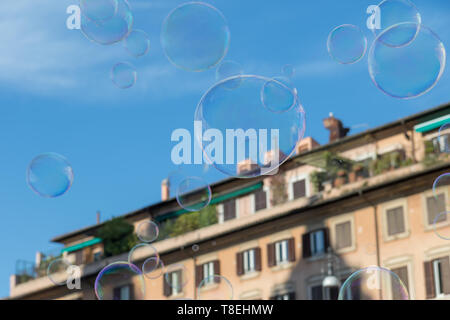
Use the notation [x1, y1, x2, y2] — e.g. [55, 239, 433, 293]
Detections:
[96, 211, 101, 224]
[161, 178, 170, 201]
[237, 159, 259, 175]
[323, 112, 350, 143]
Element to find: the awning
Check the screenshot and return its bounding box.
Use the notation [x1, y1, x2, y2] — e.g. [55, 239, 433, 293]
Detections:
[61, 237, 102, 254]
[414, 114, 450, 133]
[155, 182, 263, 222]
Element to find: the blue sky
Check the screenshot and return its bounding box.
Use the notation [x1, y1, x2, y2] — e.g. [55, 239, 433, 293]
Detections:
[0, 0, 448, 297]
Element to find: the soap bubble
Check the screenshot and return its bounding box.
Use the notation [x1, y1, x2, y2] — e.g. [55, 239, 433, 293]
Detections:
[197, 275, 234, 300]
[95, 262, 145, 300]
[368, 23, 446, 99]
[142, 256, 164, 279]
[81, 0, 133, 45]
[47, 258, 72, 285]
[176, 176, 212, 212]
[327, 24, 367, 64]
[111, 62, 137, 89]
[128, 243, 159, 266]
[27, 153, 74, 198]
[161, 2, 230, 72]
[79, 0, 118, 22]
[195, 75, 306, 178]
[338, 266, 409, 300]
[136, 220, 159, 243]
[124, 29, 151, 57]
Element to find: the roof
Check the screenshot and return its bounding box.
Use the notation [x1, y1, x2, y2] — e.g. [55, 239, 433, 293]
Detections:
[50, 101, 450, 243]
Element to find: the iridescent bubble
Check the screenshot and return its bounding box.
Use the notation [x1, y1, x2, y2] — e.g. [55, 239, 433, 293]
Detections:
[368, 23, 446, 99]
[165, 263, 189, 292]
[371, 0, 421, 47]
[142, 256, 164, 279]
[327, 24, 367, 64]
[111, 62, 137, 89]
[216, 60, 243, 89]
[27, 153, 74, 198]
[161, 2, 230, 72]
[176, 176, 212, 212]
[79, 0, 118, 22]
[124, 29, 151, 57]
[81, 0, 133, 45]
[281, 64, 295, 78]
[192, 244, 199, 252]
[197, 275, 234, 300]
[47, 258, 72, 285]
[95, 261, 145, 300]
[338, 266, 409, 300]
[136, 220, 159, 243]
[432, 173, 450, 200]
[128, 243, 159, 266]
[261, 76, 298, 113]
[195, 75, 306, 178]
[433, 211, 450, 240]
[438, 123, 450, 153]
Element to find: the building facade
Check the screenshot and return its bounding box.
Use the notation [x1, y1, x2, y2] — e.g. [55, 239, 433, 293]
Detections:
[8, 103, 450, 300]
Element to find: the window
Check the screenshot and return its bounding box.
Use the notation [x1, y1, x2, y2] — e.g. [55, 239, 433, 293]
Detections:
[310, 285, 323, 300]
[163, 269, 183, 297]
[426, 194, 447, 225]
[390, 266, 409, 300]
[424, 256, 450, 299]
[386, 206, 405, 236]
[196, 260, 220, 287]
[302, 229, 329, 258]
[237, 248, 261, 276]
[223, 199, 236, 221]
[275, 240, 289, 264]
[93, 251, 102, 262]
[254, 190, 267, 211]
[267, 238, 295, 267]
[203, 262, 215, 284]
[244, 249, 255, 273]
[339, 276, 360, 300]
[335, 221, 352, 250]
[293, 179, 306, 199]
[431, 134, 450, 154]
[113, 285, 131, 300]
[272, 292, 296, 300]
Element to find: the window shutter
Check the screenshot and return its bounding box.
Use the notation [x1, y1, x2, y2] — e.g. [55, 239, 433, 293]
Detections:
[293, 179, 306, 199]
[113, 287, 121, 300]
[311, 285, 323, 300]
[427, 195, 446, 225]
[387, 207, 405, 236]
[224, 200, 236, 221]
[439, 257, 450, 294]
[323, 228, 330, 250]
[195, 265, 204, 287]
[335, 221, 351, 250]
[236, 252, 244, 276]
[302, 233, 311, 258]
[213, 260, 221, 283]
[254, 247, 262, 271]
[267, 243, 276, 267]
[424, 261, 436, 299]
[128, 284, 134, 300]
[163, 274, 172, 297]
[391, 267, 409, 299]
[288, 291, 296, 300]
[255, 190, 267, 211]
[288, 238, 296, 262]
[75, 250, 83, 265]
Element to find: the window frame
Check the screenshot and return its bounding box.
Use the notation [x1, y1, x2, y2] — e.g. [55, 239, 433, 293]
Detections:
[330, 214, 356, 254]
[288, 173, 310, 201]
[383, 255, 415, 300]
[275, 239, 289, 265]
[243, 249, 256, 274]
[250, 186, 271, 214]
[381, 198, 410, 242]
[218, 198, 240, 224]
[422, 187, 450, 232]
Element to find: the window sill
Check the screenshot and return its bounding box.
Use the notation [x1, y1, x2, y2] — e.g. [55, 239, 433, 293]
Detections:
[198, 282, 219, 293]
[240, 271, 260, 281]
[424, 221, 450, 233]
[271, 261, 294, 272]
[431, 294, 450, 300]
[334, 245, 356, 255]
[384, 230, 410, 243]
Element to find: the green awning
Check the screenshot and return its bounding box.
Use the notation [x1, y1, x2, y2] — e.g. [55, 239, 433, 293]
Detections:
[155, 182, 263, 222]
[414, 114, 450, 133]
[61, 237, 102, 253]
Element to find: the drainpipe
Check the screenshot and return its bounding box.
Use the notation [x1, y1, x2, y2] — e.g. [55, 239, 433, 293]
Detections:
[358, 189, 382, 299]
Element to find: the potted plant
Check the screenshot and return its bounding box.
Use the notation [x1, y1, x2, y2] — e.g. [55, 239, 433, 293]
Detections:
[334, 169, 347, 187]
